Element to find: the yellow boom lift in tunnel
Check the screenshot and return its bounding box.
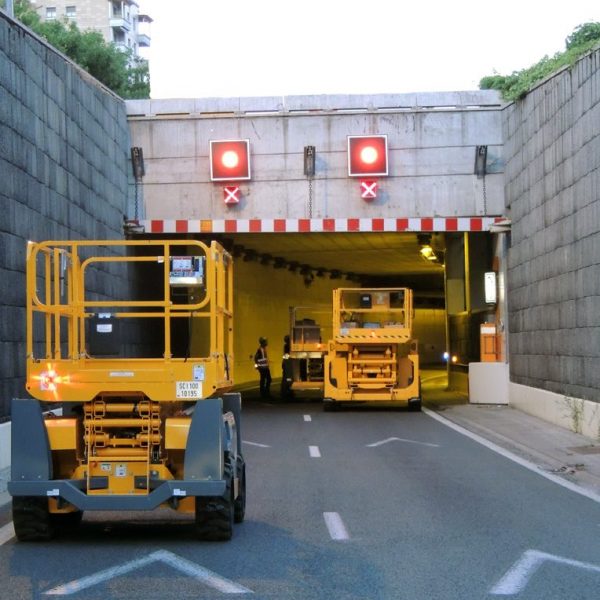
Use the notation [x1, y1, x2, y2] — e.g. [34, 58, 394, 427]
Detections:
[323, 288, 421, 410]
[9, 239, 246, 541]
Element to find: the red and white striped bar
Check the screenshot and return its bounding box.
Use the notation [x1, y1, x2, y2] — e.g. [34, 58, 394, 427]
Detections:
[140, 217, 506, 235]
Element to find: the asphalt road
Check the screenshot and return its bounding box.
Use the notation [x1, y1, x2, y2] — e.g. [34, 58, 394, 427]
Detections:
[1, 398, 600, 599]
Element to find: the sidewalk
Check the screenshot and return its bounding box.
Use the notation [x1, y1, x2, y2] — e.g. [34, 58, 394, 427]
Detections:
[428, 403, 600, 499]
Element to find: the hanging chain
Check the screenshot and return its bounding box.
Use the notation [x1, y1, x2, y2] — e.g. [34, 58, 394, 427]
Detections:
[134, 180, 140, 220]
[308, 176, 313, 218]
[482, 173, 487, 215]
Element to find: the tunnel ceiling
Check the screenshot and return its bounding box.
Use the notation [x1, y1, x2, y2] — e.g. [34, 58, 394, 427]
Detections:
[203, 232, 446, 293]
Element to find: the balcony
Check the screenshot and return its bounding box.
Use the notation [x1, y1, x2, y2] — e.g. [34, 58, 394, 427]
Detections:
[137, 33, 151, 47]
[110, 17, 131, 32]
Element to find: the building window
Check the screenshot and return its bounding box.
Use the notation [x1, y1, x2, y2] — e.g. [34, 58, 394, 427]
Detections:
[66, 6, 76, 19]
[46, 7, 56, 20]
[113, 29, 125, 44]
[112, 1, 123, 18]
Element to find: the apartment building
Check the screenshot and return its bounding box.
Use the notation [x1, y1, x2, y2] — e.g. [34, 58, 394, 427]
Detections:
[32, 0, 151, 57]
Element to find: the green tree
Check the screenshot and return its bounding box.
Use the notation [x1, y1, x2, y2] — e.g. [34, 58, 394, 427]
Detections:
[480, 21, 600, 101]
[7, 0, 149, 99]
[566, 22, 600, 50]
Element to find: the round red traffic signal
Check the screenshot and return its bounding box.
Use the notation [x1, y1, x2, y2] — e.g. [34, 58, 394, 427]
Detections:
[347, 135, 388, 177]
[210, 140, 251, 181]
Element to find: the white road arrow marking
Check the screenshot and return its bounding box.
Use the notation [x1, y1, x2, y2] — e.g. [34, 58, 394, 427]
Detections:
[0, 522, 15, 545]
[490, 549, 600, 595]
[323, 512, 350, 541]
[366, 437, 440, 448]
[44, 549, 252, 595]
[243, 440, 271, 448]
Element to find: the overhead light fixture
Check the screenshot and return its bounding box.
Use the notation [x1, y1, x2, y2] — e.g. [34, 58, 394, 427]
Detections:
[417, 233, 439, 262]
[420, 245, 436, 260]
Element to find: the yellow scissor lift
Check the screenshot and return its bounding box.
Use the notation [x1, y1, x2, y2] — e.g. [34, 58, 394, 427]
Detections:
[323, 288, 421, 410]
[9, 239, 246, 541]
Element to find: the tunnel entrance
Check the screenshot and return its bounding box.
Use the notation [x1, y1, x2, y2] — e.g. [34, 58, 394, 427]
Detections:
[138, 227, 500, 404]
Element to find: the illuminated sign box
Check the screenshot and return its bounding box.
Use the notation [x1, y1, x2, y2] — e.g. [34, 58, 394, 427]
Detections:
[347, 135, 388, 177]
[210, 139, 251, 181]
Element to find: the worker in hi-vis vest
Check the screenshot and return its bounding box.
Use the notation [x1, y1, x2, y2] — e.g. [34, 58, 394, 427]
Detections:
[254, 337, 272, 398]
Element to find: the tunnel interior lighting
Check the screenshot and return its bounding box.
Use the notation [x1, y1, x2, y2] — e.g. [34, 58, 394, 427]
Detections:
[418, 234, 439, 262]
[420, 246, 437, 260]
[217, 242, 369, 285]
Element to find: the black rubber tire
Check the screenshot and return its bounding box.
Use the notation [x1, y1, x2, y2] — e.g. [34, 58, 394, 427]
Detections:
[409, 377, 423, 411]
[234, 457, 246, 524]
[323, 399, 337, 412]
[12, 497, 55, 542]
[408, 398, 422, 412]
[195, 462, 234, 541]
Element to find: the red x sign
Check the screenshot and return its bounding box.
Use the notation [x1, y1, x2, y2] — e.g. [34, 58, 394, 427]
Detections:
[223, 186, 240, 204]
[360, 180, 377, 200]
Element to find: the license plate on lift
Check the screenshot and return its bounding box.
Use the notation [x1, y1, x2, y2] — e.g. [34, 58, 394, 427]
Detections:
[176, 381, 202, 399]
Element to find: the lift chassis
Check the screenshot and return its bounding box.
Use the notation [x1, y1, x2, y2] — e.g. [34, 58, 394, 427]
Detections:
[9, 239, 246, 541]
[323, 288, 421, 410]
[281, 306, 330, 400]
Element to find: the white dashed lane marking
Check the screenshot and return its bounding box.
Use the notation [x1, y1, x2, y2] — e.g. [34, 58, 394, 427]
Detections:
[309, 445, 321, 458]
[242, 440, 271, 448]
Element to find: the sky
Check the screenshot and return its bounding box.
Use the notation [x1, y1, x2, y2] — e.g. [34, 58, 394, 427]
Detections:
[136, 0, 600, 99]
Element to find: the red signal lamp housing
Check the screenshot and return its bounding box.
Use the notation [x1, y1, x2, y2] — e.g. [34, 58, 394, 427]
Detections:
[347, 135, 388, 177]
[210, 139, 251, 181]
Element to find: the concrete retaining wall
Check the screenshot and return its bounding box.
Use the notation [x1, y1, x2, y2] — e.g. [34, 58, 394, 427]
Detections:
[0, 13, 131, 418]
[510, 382, 600, 441]
[503, 46, 600, 403]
